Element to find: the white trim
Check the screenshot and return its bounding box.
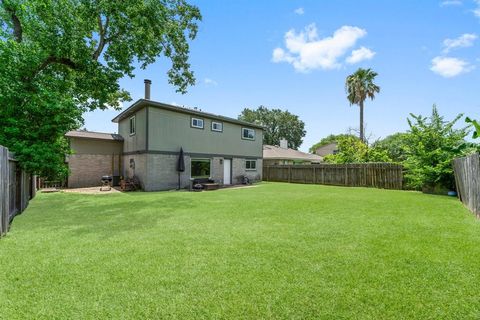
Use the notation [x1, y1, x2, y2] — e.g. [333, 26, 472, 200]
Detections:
[129, 116, 136, 136]
[191, 117, 204, 129]
[242, 128, 255, 140]
[211, 121, 223, 132]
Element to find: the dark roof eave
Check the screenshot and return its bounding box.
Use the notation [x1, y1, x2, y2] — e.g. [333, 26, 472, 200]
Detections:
[66, 135, 124, 142]
[112, 99, 265, 130]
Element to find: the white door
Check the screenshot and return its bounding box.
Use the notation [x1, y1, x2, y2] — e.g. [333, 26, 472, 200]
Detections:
[223, 159, 231, 185]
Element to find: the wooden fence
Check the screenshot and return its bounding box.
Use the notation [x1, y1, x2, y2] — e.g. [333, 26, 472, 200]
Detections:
[453, 153, 480, 217]
[0, 146, 36, 238]
[263, 163, 403, 190]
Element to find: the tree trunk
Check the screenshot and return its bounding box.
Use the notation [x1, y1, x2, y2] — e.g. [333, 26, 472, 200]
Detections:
[359, 100, 364, 142]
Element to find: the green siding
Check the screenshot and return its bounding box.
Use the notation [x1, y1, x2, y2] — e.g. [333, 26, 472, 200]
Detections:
[70, 138, 123, 155]
[119, 108, 147, 152]
[148, 107, 263, 157]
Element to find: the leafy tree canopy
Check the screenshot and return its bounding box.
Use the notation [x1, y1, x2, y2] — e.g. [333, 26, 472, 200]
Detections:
[309, 134, 357, 153]
[466, 117, 480, 139]
[372, 132, 410, 163]
[403, 105, 469, 190]
[0, 0, 201, 178]
[324, 136, 391, 164]
[238, 106, 306, 150]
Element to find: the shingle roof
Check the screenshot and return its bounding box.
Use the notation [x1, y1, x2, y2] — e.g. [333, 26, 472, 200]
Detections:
[65, 130, 124, 141]
[263, 145, 323, 162]
[111, 99, 264, 129]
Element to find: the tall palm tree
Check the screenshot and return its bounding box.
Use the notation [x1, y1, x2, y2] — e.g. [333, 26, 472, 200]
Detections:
[345, 68, 380, 142]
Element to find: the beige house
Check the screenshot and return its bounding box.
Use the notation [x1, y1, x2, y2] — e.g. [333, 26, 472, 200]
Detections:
[263, 140, 323, 165]
[66, 131, 123, 188]
[66, 80, 264, 190]
[315, 142, 339, 157]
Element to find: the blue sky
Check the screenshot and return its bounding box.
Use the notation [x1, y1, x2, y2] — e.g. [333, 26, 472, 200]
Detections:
[83, 0, 480, 151]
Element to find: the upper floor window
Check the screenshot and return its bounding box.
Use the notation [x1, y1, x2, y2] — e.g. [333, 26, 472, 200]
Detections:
[129, 116, 136, 135]
[242, 128, 255, 140]
[211, 121, 223, 132]
[191, 117, 204, 129]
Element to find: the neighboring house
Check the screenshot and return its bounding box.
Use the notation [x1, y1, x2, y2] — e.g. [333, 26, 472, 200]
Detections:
[65, 131, 123, 188]
[263, 139, 323, 165]
[315, 142, 339, 157]
[66, 80, 264, 191]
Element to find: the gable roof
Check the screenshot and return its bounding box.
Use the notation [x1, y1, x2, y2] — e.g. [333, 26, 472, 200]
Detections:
[263, 145, 323, 162]
[65, 130, 124, 141]
[111, 99, 264, 129]
[315, 142, 338, 150]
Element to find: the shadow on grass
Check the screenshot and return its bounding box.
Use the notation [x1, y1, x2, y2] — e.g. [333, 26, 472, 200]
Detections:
[19, 192, 197, 239]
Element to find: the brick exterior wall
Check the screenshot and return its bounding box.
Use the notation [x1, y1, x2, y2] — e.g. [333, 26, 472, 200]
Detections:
[128, 154, 262, 191]
[232, 158, 262, 184]
[145, 154, 191, 191]
[123, 154, 148, 190]
[210, 157, 224, 184]
[68, 154, 118, 188]
[69, 152, 262, 191]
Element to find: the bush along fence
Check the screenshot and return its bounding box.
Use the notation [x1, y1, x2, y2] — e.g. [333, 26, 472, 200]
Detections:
[263, 163, 403, 190]
[0, 145, 36, 238]
[453, 153, 480, 218]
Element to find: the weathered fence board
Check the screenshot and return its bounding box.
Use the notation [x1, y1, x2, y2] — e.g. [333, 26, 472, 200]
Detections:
[0, 146, 9, 237]
[263, 163, 403, 190]
[453, 154, 480, 217]
[0, 145, 35, 238]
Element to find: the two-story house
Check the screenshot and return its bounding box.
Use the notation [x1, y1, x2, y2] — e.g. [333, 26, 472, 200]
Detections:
[66, 80, 263, 191]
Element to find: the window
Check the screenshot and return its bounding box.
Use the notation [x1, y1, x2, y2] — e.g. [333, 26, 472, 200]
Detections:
[191, 117, 204, 129]
[191, 159, 211, 178]
[129, 116, 136, 135]
[242, 128, 255, 140]
[246, 159, 256, 171]
[211, 121, 223, 132]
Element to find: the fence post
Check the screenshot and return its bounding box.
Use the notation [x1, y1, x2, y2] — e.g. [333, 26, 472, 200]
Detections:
[0, 146, 10, 237]
[345, 165, 348, 186]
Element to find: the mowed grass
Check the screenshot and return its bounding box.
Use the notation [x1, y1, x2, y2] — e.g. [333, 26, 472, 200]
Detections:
[1, 182, 480, 319]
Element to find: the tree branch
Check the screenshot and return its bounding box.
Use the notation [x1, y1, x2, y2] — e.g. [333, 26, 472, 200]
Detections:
[28, 56, 78, 81]
[3, 3, 23, 42]
[93, 15, 109, 60]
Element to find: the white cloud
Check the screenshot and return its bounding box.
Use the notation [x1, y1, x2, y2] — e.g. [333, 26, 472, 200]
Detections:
[346, 46, 376, 64]
[442, 33, 477, 53]
[440, 0, 462, 6]
[294, 7, 304, 15]
[272, 24, 370, 72]
[473, 0, 480, 17]
[204, 78, 218, 86]
[430, 56, 473, 77]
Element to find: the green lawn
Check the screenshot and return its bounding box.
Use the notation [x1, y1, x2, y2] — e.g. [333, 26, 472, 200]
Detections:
[1, 183, 480, 319]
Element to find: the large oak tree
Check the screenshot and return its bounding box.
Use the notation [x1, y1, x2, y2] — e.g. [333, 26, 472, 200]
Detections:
[238, 106, 306, 150]
[0, 0, 201, 178]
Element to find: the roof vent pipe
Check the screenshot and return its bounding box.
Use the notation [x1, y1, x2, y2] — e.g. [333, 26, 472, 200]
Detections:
[144, 79, 152, 100]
